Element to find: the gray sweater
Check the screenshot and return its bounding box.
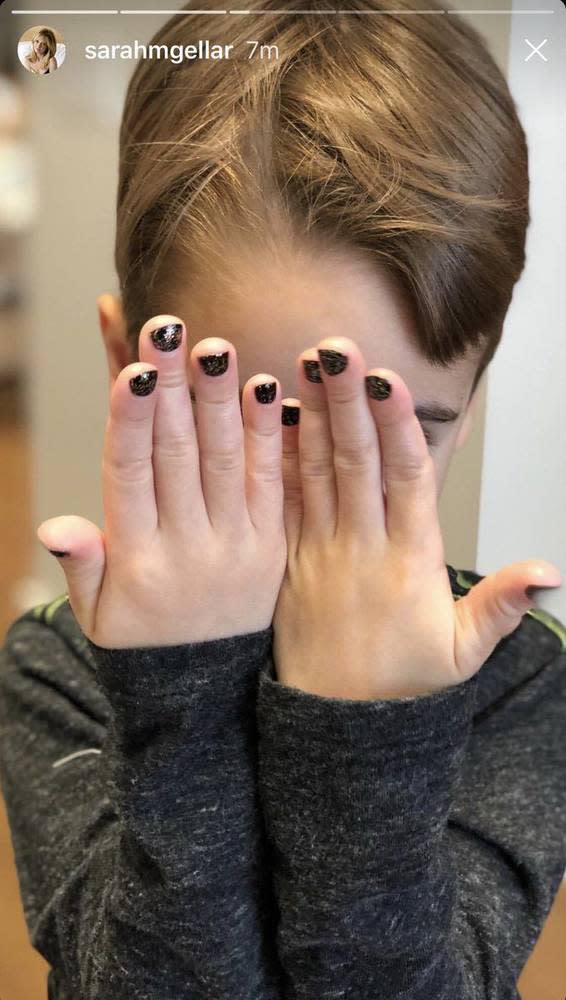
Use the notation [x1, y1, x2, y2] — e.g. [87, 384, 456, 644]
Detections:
[0, 563, 565, 999]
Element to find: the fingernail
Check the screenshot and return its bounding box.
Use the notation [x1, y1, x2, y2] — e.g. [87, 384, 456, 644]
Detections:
[525, 584, 561, 601]
[198, 351, 229, 376]
[366, 375, 392, 400]
[129, 370, 158, 396]
[317, 349, 348, 375]
[303, 359, 323, 383]
[49, 549, 70, 557]
[150, 322, 183, 351]
[254, 382, 277, 404]
[282, 404, 300, 426]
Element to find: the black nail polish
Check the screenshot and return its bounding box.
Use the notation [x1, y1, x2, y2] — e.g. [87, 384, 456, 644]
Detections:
[49, 549, 69, 557]
[255, 382, 277, 404]
[130, 370, 158, 396]
[150, 323, 183, 351]
[317, 349, 348, 375]
[303, 359, 323, 383]
[365, 375, 392, 400]
[282, 404, 300, 426]
[198, 351, 229, 376]
[525, 585, 558, 601]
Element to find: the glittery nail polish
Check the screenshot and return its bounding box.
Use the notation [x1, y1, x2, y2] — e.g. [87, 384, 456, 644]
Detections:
[317, 349, 348, 375]
[525, 584, 560, 602]
[255, 382, 277, 404]
[303, 359, 323, 383]
[150, 323, 183, 351]
[365, 375, 392, 400]
[198, 351, 229, 376]
[130, 370, 158, 396]
[49, 549, 69, 557]
[282, 404, 300, 425]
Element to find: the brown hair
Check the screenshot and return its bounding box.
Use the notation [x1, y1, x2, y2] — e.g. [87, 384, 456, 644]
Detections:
[115, 0, 529, 402]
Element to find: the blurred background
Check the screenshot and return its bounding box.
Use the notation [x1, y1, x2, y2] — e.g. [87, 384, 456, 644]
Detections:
[0, 1, 564, 996]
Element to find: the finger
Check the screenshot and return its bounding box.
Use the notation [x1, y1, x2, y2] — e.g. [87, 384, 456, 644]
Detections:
[365, 367, 441, 553]
[36, 515, 106, 637]
[241, 374, 284, 534]
[295, 352, 338, 539]
[315, 338, 383, 536]
[138, 315, 206, 530]
[102, 361, 159, 547]
[280, 397, 303, 559]
[189, 338, 246, 530]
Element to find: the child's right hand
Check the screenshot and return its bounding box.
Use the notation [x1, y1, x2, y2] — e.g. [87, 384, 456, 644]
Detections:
[36, 314, 287, 648]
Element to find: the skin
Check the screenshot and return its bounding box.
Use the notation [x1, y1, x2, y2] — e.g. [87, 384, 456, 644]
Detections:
[98, 252, 482, 490]
[25, 35, 57, 74]
[38, 247, 560, 694]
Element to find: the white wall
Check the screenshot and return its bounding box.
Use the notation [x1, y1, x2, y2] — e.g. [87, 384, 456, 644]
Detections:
[438, 3, 510, 570]
[476, 3, 566, 622]
[12, 11, 171, 610]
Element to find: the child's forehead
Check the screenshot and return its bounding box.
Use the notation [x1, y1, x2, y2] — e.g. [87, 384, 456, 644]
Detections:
[182, 319, 476, 420]
[179, 253, 479, 406]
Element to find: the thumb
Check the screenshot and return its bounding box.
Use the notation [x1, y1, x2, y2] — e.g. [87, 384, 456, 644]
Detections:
[36, 515, 106, 636]
[453, 560, 562, 682]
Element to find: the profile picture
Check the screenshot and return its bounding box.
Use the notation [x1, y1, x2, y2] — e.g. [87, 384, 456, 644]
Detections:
[17, 26, 66, 76]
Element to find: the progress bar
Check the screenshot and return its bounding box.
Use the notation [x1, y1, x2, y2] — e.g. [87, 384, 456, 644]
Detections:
[10, 5, 557, 11]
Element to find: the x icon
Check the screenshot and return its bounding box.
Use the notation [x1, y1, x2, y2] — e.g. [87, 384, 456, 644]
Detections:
[524, 38, 549, 62]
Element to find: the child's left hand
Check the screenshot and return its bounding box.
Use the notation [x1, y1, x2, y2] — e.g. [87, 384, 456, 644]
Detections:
[273, 336, 562, 700]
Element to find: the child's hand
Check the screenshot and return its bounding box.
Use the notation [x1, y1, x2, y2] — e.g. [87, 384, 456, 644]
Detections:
[37, 315, 287, 647]
[273, 337, 562, 700]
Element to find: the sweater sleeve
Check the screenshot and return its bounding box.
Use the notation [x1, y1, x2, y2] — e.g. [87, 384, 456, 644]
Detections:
[0, 596, 284, 1000]
[255, 615, 566, 999]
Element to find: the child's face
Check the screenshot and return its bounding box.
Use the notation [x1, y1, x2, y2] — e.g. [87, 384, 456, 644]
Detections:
[100, 247, 481, 500]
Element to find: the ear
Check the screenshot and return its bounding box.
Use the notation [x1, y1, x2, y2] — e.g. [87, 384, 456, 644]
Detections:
[96, 293, 134, 385]
[454, 378, 482, 452]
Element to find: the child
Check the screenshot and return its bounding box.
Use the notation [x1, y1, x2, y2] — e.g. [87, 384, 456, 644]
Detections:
[1, 1, 565, 997]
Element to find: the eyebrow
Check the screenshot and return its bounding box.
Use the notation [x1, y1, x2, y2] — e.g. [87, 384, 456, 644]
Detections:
[413, 402, 461, 424]
[199, 389, 460, 425]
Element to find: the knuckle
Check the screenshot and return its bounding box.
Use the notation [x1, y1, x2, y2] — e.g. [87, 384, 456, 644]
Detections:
[113, 408, 148, 429]
[299, 453, 334, 479]
[328, 386, 361, 406]
[108, 542, 166, 592]
[333, 442, 374, 475]
[248, 419, 279, 440]
[383, 460, 423, 484]
[202, 448, 243, 475]
[282, 457, 301, 496]
[154, 433, 194, 461]
[103, 454, 152, 486]
[202, 395, 238, 412]
[283, 478, 302, 501]
[250, 460, 282, 485]
[123, 549, 161, 587]
[383, 449, 430, 484]
[153, 368, 187, 390]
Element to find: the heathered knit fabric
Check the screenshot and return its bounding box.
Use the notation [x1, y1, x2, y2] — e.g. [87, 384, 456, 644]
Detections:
[0, 564, 565, 999]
